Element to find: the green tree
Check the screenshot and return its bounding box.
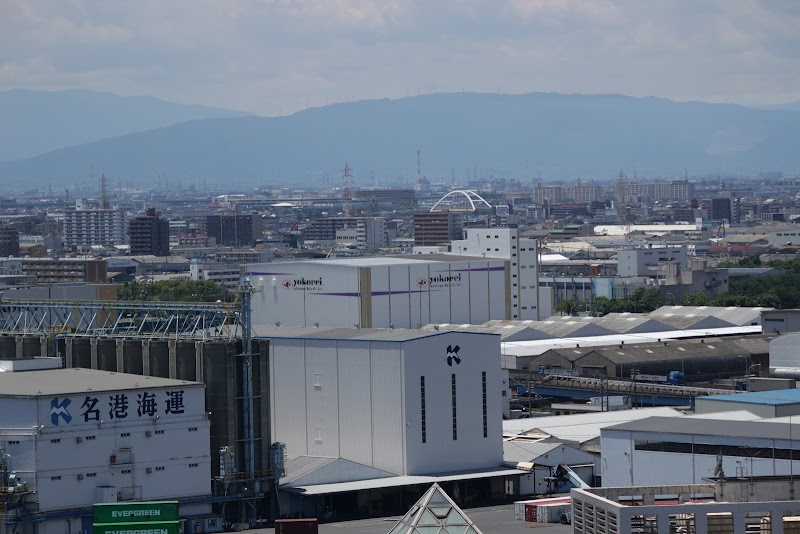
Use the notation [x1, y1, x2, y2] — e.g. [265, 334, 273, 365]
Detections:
[118, 280, 227, 302]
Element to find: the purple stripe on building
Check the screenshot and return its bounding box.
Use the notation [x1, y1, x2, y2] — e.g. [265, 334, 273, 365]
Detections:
[448, 266, 505, 272]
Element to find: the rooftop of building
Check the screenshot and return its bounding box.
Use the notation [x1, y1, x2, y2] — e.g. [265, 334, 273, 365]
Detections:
[605, 415, 798, 439]
[252, 325, 500, 342]
[247, 254, 500, 268]
[701, 389, 800, 406]
[0, 367, 201, 397]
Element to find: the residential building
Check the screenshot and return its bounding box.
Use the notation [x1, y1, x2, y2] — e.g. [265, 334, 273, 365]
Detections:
[413, 211, 464, 246]
[0, 225, 20, 257]
[128, 208, 170, 256]
[0, 257, 108, 283]
[205, 214, 260, 247]
[63, 208, 126, 248]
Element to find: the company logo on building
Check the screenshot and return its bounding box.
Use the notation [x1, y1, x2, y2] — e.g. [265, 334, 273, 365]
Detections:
[282, 277, 324, 290]
[50, 397, 72, 425]
[419, 273, 462, 288]
[445, 345, 461, 366]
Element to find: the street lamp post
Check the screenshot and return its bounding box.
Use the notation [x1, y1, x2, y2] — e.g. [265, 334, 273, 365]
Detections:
[746, 363, 761, 392]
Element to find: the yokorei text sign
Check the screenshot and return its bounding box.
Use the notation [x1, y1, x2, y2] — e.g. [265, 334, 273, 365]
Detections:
[94, 502, 179, 534]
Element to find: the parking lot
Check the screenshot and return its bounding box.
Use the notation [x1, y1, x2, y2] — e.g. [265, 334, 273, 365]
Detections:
[254, 504, 572, 533]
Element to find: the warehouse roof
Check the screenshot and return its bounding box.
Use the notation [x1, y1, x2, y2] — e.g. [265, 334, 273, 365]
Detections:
[270, 254, 500, 267]
[0, 368, 200, 397]
[594, 314, 674, 334]
[280, 467, 525, 496]
[649, 306, 771, 326]
[253, 325, 499, 342]
[501, 326, 764, 358]
[422, 323, 553, 342]
[532, 318, 616, 338]
[700, 389, 800, 406]
[605, 416, 795, 440]
[503, 407, 680, 442]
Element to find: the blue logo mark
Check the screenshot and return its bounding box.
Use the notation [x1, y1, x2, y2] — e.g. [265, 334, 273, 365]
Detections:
[50, 398, 72, 425]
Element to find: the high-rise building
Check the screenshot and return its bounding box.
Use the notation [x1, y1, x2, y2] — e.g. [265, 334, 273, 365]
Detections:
[63, 208, 126, 248]
[711, 198, 739, 223]
[205, 214, 260, 246]
[531, 184, 564, 204]
[129, 208, 170, 256]
[0, 225, 20, 257]
[413, 211, 464, 246]
[565, 181, 602, 203]
[614, 179, 695, 204]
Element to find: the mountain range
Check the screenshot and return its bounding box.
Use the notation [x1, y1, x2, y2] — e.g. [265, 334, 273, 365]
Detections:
[1, 90, 798, 189]
[0, 89, 247, 162]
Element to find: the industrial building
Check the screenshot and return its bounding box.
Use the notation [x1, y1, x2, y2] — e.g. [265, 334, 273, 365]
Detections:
[524, 335, 769, 380]
[695, 389, 800, 418]
[0, 363, 211, 534]
[265, 327, 519, 518]
[245, 255, 516, 328]
[600, 415, 800, 487]
[572, 478, 800, 534]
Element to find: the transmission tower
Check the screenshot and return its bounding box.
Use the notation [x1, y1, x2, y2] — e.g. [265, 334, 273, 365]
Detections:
[342, 163, 352, 218]
[99, 173, 110, 209]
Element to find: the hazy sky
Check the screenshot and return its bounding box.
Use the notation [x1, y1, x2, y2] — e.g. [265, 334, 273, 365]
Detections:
[2, 0, 799, 116]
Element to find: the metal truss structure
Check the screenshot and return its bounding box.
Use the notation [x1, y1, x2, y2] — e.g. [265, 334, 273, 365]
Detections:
[0, 298, 241, 340]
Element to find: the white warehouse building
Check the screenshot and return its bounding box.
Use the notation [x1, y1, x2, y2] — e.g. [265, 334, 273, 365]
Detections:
[246, 255, 517, 328]
[264, 328, 516, 517]
[0, 366, 212, 534]
[601, 415, 800, 487]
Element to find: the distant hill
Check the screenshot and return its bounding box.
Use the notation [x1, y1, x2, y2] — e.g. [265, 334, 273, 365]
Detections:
[750, 101, 800, 111]
[0, 89, 248, 161]
[1, 92, 798, 188]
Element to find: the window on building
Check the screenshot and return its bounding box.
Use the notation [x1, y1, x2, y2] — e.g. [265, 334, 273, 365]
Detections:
[121, 469, 131, 474]
[482, 371, 488, 438]
[86, 435, 96, 440]
[120, 433, 130, 437]
[420, 376, 427, 444]
[155, 466, 166, 471]
[8, 440, 19, 445]
[188, 427, 198, 432]
[155, 430, 165, 435]
[50, 439, 61, 443]
[189, 463, 199, 468]
[86, 473, 97, 478]
[51, 476, 61, 480]
[451, 374, 458, 440]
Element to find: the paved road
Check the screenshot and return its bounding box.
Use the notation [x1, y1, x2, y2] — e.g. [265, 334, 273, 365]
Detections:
[253, 504, 572, 533]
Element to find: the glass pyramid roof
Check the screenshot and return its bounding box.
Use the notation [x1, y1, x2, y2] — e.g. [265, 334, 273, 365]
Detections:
[387, 483, 483, 534]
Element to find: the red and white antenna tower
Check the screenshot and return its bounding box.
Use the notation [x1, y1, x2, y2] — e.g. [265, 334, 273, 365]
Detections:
[342, 162, 352, 218]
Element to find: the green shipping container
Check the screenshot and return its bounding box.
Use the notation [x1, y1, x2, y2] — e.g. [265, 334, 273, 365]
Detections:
[93, 502, 179, 524]
[93, 522, 180, 534]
